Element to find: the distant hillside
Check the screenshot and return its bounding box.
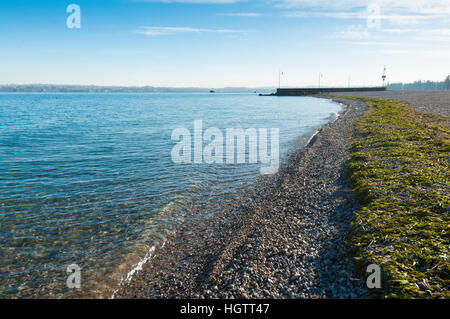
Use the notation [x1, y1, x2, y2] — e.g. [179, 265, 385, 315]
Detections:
[2, 81, 449, 92]
[388, 78, 450, 90]
[0, 84, 275, 94]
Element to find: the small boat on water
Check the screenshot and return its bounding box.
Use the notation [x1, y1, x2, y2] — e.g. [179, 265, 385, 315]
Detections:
[210, 90, 215, 93]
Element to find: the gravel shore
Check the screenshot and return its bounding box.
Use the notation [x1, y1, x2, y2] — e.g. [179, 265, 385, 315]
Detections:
[115, 91, 449, 299]
[114, 91, 450, 298]
[337, 90, 450, 117]
[115, 96, 369, 299]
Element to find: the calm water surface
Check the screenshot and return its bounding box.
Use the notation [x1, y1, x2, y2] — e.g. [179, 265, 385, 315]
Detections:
[0, 93, 342, 298]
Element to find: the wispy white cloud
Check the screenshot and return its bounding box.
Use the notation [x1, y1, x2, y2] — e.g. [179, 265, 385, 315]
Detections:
[387, 28, 450, 42]
[379, 49, 450, 57]
[414, 35, 450, 42]
[219, 12, 264, 17]
[380, 28, 419, 33]
[346, 41, 403, 46]
[284, 11, 433, 25]
[278, 0, 450, 25]
[330, 26, 450, 42]
[281, 1, 450, 45]
[326, 24, 372, 39]
[137, 0, 240, 3]
[380, 28, 450, 39]
[274, 0, 450, 13]
[422, 28, 450, 36]
[136, 26, 248, 36]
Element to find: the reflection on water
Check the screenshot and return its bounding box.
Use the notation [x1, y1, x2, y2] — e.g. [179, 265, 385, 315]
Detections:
[0, 93, 341, 298]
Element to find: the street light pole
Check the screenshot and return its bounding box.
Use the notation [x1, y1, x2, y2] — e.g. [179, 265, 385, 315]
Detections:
[278, 70, 283, 89]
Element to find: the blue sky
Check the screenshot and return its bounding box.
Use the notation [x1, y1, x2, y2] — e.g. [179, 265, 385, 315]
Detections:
[0, 0, 449, 87]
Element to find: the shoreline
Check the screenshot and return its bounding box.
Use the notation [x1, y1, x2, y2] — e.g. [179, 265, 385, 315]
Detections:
[108, 103, 344, 299]
[112, 92, 449, 299]
[114, 96, 368, 299]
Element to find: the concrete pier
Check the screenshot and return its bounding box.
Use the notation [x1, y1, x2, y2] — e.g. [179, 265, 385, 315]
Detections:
[260, 87, 387, 96]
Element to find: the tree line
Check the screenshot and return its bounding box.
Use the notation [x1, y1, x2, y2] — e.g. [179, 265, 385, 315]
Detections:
[388, 78, 450, 90]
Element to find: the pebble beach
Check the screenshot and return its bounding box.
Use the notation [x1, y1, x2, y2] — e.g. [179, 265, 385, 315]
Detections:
[115, 91, 450, 299]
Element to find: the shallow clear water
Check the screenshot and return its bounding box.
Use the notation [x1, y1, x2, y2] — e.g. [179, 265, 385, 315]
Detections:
[0, 93, 341, 298]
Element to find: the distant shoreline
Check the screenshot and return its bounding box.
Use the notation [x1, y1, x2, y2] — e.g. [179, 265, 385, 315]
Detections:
[0, 85, 273, 94]
[1, 82, 449, 93]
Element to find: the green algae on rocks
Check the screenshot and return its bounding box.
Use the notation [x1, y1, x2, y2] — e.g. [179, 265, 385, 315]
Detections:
[334, 96, 449, 298]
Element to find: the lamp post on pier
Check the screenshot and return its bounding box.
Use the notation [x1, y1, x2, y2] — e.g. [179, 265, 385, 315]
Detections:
[278, 70, 283, 89]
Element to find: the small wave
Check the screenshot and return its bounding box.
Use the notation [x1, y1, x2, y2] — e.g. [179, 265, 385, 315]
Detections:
[109, 196, 189, 299]
[306, 130, 320, 147]
[110, 245, 156, 299]
[329, 112, 340, 123]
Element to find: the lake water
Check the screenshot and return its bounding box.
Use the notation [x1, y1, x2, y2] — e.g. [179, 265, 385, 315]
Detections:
[0, 93, 342, 298]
